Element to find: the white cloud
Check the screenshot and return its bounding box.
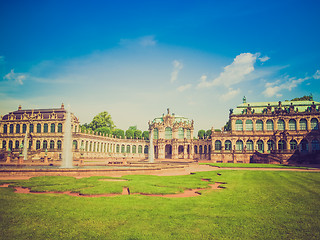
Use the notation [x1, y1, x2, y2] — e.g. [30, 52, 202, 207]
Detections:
[197, 53, 260, 88]
[313, 70, 320, 79]
[177, 83, 192, 92]
[258, 56, 270, 62]
[221, 88, 240, 101]
[262, 76, 309, 97]
[170, 60, 183, 83]
[3, 69, 26, 85]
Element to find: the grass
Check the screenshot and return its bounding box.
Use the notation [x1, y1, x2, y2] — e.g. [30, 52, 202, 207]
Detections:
[200, 162, 315, 169]
[0, 170, 319, 239]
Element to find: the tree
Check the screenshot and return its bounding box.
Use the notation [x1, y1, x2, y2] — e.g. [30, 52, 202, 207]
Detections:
[198, 130, 205, 139]
[88, 111, 115, 131]
[291, 95, 313, 101]
[113, 129, 125, 139]
[128, 126, 137, 131]
[125, 129, 134, 139]
[134, 130, 142, 139]
[224, 120, 231, 131]
[142, 131, 149, 140]
[205, 129, 212, 139]
[95, 126, 111, 135]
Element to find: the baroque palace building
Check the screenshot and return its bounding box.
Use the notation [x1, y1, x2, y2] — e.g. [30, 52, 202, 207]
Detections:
[1, 98, 320, 164]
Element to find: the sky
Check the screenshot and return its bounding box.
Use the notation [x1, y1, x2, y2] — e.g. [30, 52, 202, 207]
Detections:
[1, 0, 320, 133]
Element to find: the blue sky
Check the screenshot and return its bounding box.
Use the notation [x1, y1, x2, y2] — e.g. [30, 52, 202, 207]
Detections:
[1, 0, 320, 133]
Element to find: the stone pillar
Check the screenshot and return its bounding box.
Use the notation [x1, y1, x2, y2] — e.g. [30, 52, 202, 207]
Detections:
[184, 144, 188, 159]
[263, 140, 268, 153]
[172, 143, 178, 159]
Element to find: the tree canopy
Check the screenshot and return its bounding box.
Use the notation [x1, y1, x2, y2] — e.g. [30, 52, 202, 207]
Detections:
[291, 95, 313, 101]
[88, 111, 115, 131]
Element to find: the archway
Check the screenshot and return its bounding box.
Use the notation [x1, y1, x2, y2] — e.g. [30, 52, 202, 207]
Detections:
[165, 144, 172, 159]
[178, 145, 184, 159]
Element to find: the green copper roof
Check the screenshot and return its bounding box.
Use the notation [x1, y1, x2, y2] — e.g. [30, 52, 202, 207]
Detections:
[152, 115, 192, 124]
[233, 100, 320, 115]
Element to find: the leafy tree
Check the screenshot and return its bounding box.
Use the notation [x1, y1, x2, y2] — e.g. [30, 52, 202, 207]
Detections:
[95, 127, 111, 135]
[128, 126, 137, 131]
[142, 131, 149, 140]
[224, 120, 231, 131]
[125, 129, 134, 139]
[198, 130, 205, 139]
[134, 130, 142, 139]
[113, 129, 125, 139]
[88, 111, 115, 131]
[205, 129, 212, 139]
[291, 95, 313, 101]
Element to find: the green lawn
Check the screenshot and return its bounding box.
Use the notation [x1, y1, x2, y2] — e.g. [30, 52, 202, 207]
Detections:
[0, 170, 319, 239]
[200, 162, 315, 169]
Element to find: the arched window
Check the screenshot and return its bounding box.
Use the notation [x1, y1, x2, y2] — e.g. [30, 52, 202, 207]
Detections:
[43, 123, 48, 133]
[277, 119, 285, 131]
[235, 120, 243, 131]
[85, 141, 88, 152]
[28, 140, 32, 149]
[9, 124, 14, 133]
[245, 120, 253, 131]
[36, 140, 41, 150]
[89, 142, 92, 152]
[267, 140, 275, 151]
[289, 119, 296, 131]
[51, 123, 55, 133]
[15, 140, 20, 149]
[126, 145, 130, 153]
[299, 119, 307, 130]
[153, 128, 158, 139]
[3, 124, 7, 134]
[22, 124, 27, 133]
[144, 145, 148, 154]
[300, 139, 308, 152]
[8, 140, 13, 150]
[93, 142, 96, 152]
[43, 140, 48, 149]
[311, 139, 320, 151]
[138, 145, 142, 153]
[236, 140, 243, 151]
[266, 120, 274, 131]
[278, 140, 286, 151]
[215, 140, 222, 151]
[186, 129, 191, 139]
[57, 140, 62, 150]
[16, 124, 20, 133]
[58, 123, 63, 133]
[256, 120, 263, 131]
[204, 145, 207, 154]
[257, 140, 264, 152]
[2, 140, 6, 149]
[290, 140, 297, 150]
[121, 145, 125, 153]
[37, 124, 41, 133]
[311, 118, 319, 130]
[29, 124, 34, 133]
[116, 144, 120, 153]
[132, 145, 137, 154]
[73, 140, 78, 150]
[50, 140, 54, 149]
[165, 127, 172, 139]
[225, 140, 232, 151]
[178, 127, 184, 139]
[246, 140, 253, 151]
[199, 145, 203, 154]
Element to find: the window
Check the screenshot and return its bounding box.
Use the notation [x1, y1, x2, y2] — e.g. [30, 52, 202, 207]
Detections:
[28, 140, 32, 149]
[290, 140, 297, 150]
[300, 140, 308, 152]
[126, 145, 130, 153]
[144, 145, 148, 154]
[57, 140, 62, 150]
[245, 120, 253, 131]
[3, 124, 7, 134]
[93, 142, 96, 152]
[256, 120, 263, 131]
[85, 141, 88, 152]
[36, 140, 41, 150]
[15, 140, 19, 149]
[194, 145, 198, 154]
[165, 127, 172, 139]
[43, 140, 48, 149]
[235, 120, 243, 131]
[16, 124, 20, 133]
[289, 119, 296, 131]
[311, 118, 319, 130]
[2, 141, 6, 149]
[153, 128, 158, 139]
[9, 140, 13, 150]
[311, 139, 320, 151]
[257, 140, 264, 152]
[22, 124, 27, 133]
[29, 124, 34, 133]
[9, 124, 14, 133]
[267, 140, 275, 151]
[132, 145, 136, 154]
[299, 119, 307, 130]
[266, 120, 274, 131]
[121, 145, 125, 153]
[186, 129, 191, 139]
[225, 140, 232, 151]
[37, 124, 41, 133]
[277, 120, 285, 131]
[58, 123, 63, 133]
[138, 145, 142, 153]
[116, 144, 120, 153]
[73, 140, 78, 150]
[278, 140, 286, 151]
[215, 140, 222, 151]
[178, 127, 184, 139]
[43, 123, 48, 133]
[246, 140, 253, 151]
[50, 140, 55, 149]
[51, 123, 55, 133]
[236, 140, 243, 151]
